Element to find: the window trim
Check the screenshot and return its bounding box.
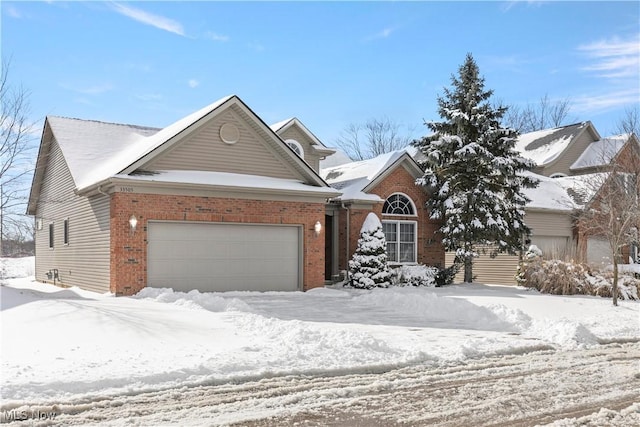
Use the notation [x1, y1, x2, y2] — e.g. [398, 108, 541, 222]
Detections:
[382, 193, 417, 217]
[284, 139, 304, 158]
[382, 219, 418, 264]
[49, 223, 54, 250]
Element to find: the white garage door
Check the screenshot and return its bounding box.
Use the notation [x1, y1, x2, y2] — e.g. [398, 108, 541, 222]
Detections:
[147, 222, 301, 292]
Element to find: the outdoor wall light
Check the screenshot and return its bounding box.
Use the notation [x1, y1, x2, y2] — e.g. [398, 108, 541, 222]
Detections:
[129, 214, 138, 232]
[314, 221, 322, 236]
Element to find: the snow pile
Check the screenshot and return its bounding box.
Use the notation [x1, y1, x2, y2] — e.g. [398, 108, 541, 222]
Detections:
[134, 287, 253, 312]
[0, 256, 35, 280]
[2, 257, 639, 408]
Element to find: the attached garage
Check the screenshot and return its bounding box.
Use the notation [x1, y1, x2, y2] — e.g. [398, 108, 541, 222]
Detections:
[147, 221, 302, 292]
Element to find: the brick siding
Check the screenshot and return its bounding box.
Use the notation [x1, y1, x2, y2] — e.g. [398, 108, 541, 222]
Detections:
[336, 165, 444, 271]
[110, 192, 326, 295]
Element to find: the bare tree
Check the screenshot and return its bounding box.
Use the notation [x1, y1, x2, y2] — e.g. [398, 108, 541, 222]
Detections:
[616, 106, 640, 136]
[1, 59, 36, 255]
[503, 94, 573, 133]
[574, 141, 640, 306]
[335, 117, 416, 161]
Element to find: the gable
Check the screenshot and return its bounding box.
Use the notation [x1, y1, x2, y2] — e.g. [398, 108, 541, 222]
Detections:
[278, 125, 317, 155]
[144, 107, 299, 180]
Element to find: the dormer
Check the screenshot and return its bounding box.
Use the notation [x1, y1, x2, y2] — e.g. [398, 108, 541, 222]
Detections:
[271, 118, 336, 173]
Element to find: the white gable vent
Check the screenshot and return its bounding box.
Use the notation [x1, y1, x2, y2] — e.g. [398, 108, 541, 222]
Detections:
[220, 123, 240, 144]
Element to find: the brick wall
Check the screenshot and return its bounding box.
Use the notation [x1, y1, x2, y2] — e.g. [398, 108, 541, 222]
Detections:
[336, 165, 445, 271]
[110, 193, 326, 295]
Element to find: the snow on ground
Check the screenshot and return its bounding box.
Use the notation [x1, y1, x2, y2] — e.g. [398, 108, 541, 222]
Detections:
[1, 257, 639, 409]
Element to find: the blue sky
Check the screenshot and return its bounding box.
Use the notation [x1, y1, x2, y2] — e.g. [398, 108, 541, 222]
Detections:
[3, 1, 639, 147]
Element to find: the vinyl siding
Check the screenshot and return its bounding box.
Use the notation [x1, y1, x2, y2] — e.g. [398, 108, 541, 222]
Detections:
[148, 109, 299, 179]
[278, 126, 322, 172]
[34, 138, 110, 292]
[444, 210, 576, 285]
[544, 131, 597, 177]
[445, 250, 520, 286]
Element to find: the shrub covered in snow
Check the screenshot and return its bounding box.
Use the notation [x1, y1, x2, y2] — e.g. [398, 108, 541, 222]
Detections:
[348, 213, 391, 289]
[435, 263, 461, 287]
[390, 263, 461, 287]
[520, 257, 640, 301]
[391, 265, 439, 287]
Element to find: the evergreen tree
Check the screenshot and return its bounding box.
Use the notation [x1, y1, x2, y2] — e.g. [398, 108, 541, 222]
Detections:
[414, 53, 538, 283]
[349, 213, 391, 289]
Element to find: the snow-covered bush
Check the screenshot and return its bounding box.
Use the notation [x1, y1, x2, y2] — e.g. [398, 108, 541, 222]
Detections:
[520, 258, 639, 300]
[391, 265, 439, 287]
[435, 263, 461, 287]
[348, 213, 391, 289]
[390, 263, 460, 287]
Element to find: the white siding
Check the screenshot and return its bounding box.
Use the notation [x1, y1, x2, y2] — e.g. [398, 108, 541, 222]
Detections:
[34, 138, 110, 292]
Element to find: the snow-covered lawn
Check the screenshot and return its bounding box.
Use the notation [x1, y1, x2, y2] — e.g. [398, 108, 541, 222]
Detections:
[1, 257, 639, 409]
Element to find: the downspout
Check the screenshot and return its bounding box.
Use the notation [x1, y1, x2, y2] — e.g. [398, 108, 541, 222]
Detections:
[341, 202, 350, 282]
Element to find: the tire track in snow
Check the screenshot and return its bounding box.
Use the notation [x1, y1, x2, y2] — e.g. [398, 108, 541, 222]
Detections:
[5, 343, 639, 426]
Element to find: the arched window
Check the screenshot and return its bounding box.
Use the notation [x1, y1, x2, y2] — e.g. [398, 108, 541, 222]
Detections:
[549, 173, 567, 178]
[381, 194, 417, 264]
[383, 193, 416, 216]
[285, 139, 304, 158]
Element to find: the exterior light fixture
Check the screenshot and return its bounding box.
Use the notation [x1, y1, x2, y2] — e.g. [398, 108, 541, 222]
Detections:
[314, 221, 322, 236]
[129, 214, 138, 232]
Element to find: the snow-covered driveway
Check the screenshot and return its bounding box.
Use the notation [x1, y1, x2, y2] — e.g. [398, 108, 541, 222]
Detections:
[1, 257, 639, 425]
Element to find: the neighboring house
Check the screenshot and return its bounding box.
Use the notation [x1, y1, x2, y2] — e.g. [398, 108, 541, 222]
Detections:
[27, 95, 341, 295]
[514, 122, 600, 178]
[321, 150, 445, 278]
[516, 127, 640, 267]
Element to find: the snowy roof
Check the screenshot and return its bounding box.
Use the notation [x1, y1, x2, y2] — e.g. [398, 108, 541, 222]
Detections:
[570, 134, 629, 170]
[522, 172, 576, 212]
[554, 173, 608, 208]
[48, 96, 234, 191]
[319, 149, 353, 169]
[269, 118, 294, 133]
[46, 116, 161, 190]
[269, 117, 332, 150]
[514, 122, 590, 166]
[115, 170, 340, 197]
[321, 150, 419, 202]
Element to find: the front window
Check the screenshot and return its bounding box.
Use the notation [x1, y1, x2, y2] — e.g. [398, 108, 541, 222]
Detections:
[382, 220, 416, 263]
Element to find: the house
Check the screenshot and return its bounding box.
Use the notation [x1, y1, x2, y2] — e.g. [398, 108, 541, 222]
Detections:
[513, 121, 600, 178]
[29, 95, 448, 295]
[27, 95, 343, 295]
[321, 150, 445, 278]
[452, 125, 640, 285]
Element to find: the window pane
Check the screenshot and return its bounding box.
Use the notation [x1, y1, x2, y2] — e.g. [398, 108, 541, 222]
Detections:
[382, 222, 397, 242]
[400, 223, 415, 242]
[400, 243, 415, 263]
[386, 243, 398, 262]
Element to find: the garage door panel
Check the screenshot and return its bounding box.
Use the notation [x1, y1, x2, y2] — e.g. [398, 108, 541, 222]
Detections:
[147, 222, 300, 292]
